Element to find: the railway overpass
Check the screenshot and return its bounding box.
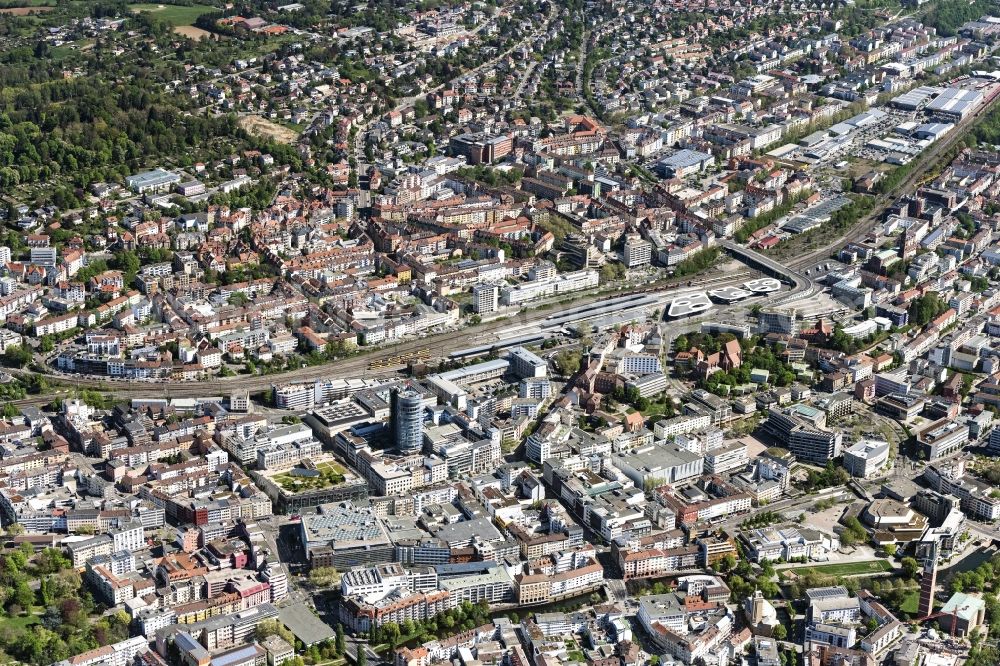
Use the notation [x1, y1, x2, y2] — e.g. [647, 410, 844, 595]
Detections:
[717, 239, 814, 303]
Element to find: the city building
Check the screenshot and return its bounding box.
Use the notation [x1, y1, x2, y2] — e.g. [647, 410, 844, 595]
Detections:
[843, 439, 890, 478]
[391, 388, 426, 453]
[473, 283, 500, 314]
[916, 419, 969, 460]
[764, 406, 842, 463]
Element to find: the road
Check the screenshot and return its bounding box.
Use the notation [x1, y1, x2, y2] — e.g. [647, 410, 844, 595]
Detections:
[24, 31, 1000, 407]
[515, 54, 543, 100]
[717, 239, 812, 298]
[968, 522, 1000, 544]
[713, 486, 855, 533]
[25, 251, 841, 406]
[573, 27, 592, 113]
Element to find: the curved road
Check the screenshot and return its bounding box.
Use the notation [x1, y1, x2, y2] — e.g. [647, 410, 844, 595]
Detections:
[717, 239, 812, 295]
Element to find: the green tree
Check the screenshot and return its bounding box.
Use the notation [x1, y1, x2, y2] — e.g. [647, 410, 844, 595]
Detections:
[256, 619, 294, 645]
[673, 247, 721, 277]
[12, 578, 35, 609]
[901, 557, 920, 579]
[2, 345, 33, 368]
[39, 336, 54, 353]
[907, 292, 947, 327]
[35, 547, 69, 575]
[718, 554, 737, 573]
[112, 250, 141, 284]
[599, 262, 626, 283]
[382, 622, 401, 648]
[773, 624, 787, 641]
[308, 566, 339, 587]
[554, 350, 582, 376]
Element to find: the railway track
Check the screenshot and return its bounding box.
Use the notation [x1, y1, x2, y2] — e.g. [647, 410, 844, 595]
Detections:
[33, 267, 764, 396]
[786, 81, 1000, 271]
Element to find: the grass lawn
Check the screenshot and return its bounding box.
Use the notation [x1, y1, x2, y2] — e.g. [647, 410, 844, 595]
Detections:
[899, 589, 920, 615]
[314, 460, 347, 474]
[272, 460, 348, 492]
[51, 38, 95, 59]
[5, 614, 40, 631]
[129, 3, 215, 26]
[627, 399, 674, 422]
[783, 560, 894, 577]
[897, 589, 941, 617]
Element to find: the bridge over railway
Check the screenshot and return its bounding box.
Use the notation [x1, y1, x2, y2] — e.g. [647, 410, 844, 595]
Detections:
[717, 239, 815, 304]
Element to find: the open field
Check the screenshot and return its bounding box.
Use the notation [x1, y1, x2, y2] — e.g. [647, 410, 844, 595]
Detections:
[0, 6, 52, 14]
[239, 115, 300, 144]
[51, 39, 95, 59]
[175, 25, 212, 40]
[129, 3, 215, 26]
[783, 560, 894, 577]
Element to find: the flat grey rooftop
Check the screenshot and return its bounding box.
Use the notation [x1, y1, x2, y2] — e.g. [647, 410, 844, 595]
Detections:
[278, 604, 336, 646]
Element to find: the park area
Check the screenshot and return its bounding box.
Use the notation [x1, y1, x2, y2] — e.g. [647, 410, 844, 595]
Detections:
[781, 559, 894, 578]
[272, 460, 347, 493]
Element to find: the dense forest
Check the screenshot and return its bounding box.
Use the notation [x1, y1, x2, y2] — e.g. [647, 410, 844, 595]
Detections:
[0, 20, 224, 199]
[0, 88, 241, 192]
[922, 0, 994, 36]
[0, 0, 328, 210]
